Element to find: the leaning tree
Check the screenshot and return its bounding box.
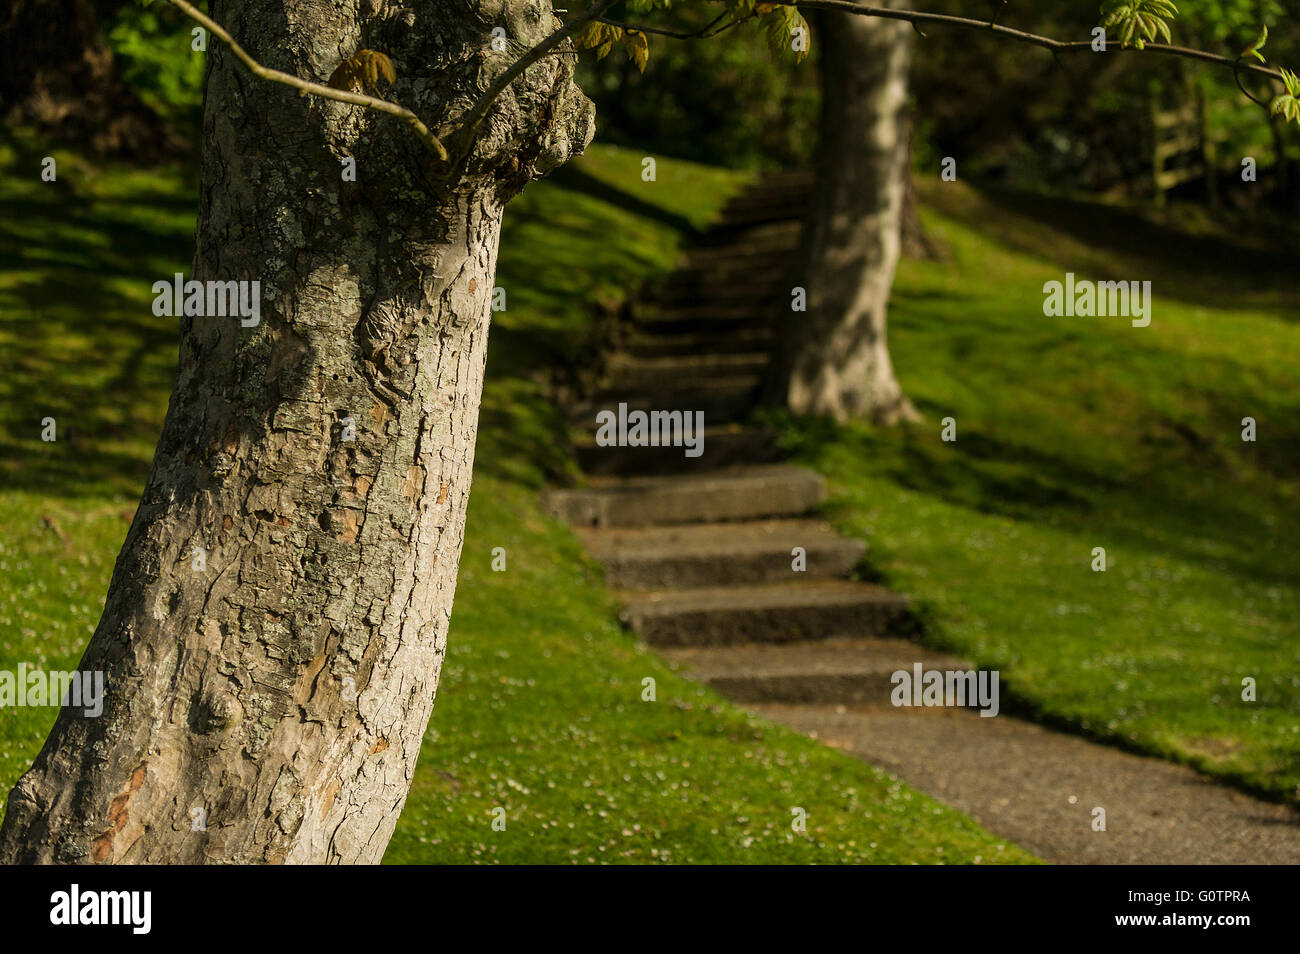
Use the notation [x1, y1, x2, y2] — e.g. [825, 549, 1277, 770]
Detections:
[1, 0, 1293, 864]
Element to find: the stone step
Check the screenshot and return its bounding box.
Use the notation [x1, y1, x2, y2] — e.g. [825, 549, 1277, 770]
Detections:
[661, 637, 966, 705]
[720, 186, 813, 209]
[660, 275, 789, 306]
[565, 382, 759, 428]
[622, 327, 773, 359]
[619, 579, 914, 647]
[723, 171, 815, 198]
[545, 464, 825, 528]
[678, 245, 796, 271]
[575, 518, 864, 587]
[714, 191, 810, 214]
[602, 353, 768, 391]
[633, 305, 774, 336]
[740, 170, 815, 189]
[573, 426, 782, 477]
[709, 205, 808, 231]
[695, 219, 803, 249]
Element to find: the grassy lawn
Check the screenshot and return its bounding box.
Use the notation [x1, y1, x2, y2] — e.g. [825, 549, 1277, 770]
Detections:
[0, 136, 1034, 863]
[772, 180, 1300, 802]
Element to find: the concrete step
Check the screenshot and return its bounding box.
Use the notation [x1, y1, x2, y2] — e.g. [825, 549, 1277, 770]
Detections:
[661, 274, 788, 303]
[622, 327, 773, 359]
[717, 188, 810, 208]
[694, 219, 803, 249]
[661, 637, 966, 705]
[721, 172, 814, 202]
[575, 517, 864, 587]
[573, 426, 782, 477]
[633, 305, 774, 336]
[619, 579, 914, 647]
[601, 353, 768, 392]
[678, 246, 796, 272]
[708, 205, 807, 231]
[566, 382, 759, 428]
[736, 170, 815, 190]
[545, 464, 825, 529]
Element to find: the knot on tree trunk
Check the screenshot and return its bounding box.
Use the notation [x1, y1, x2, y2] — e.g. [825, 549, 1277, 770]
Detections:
[451, 1, 596, 198]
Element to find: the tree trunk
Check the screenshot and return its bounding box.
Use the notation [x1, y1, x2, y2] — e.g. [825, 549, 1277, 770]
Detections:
[0, 0, 182, 159]
[768, 4, 918, 424]
[899, 112, 945, 262]
[0, 0, 593, 864]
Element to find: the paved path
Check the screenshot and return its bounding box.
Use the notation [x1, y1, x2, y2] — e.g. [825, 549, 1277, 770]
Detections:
[759, 703, 1300, 864]
[548, 173, 1300, 864]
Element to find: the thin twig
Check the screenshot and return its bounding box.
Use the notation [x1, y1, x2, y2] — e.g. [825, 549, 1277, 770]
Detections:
[1234, 59, 1273, 106]
[790, 0, 1284, 83]
[166, 0, 448, 161]
[595, 9, 733, 40]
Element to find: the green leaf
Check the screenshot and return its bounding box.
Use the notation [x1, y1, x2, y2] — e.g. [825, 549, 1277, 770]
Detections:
[1098, 0, 1177, 49]
[1270, 69, 1300, 125]
[1241, 23, 1268, 63]
[573, 21, 622, 61]
[622, 29, 649, 73]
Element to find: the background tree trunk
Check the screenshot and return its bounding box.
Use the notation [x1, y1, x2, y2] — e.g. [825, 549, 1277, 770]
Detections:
[899, 111, 945, 262]
[0, 0, 593, 864]
[768, 4, 918, 424]
[0, 0, 182, 159]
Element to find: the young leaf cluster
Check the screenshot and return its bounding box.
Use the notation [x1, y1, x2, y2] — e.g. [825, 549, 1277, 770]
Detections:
[573, 1, 810, 73]
[327, 49, 397, 95]
[1100, 0, 1178, 50]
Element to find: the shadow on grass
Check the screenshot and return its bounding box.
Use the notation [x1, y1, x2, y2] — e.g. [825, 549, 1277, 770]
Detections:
[0, 136, 191, 499]
[548, 164, 700, 238]
[921, 179, 1300, 313]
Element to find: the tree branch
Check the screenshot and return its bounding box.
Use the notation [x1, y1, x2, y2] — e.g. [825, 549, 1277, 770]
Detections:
[168, 0, 1288, 179]
[791, 0, 1284, 83]
[165, 0, 448, 162]
[595, 9, 744, 40]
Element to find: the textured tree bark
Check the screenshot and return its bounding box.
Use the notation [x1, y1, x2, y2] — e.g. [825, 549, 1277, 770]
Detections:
[768, 4, 919, 424]
[0, 0, 592, 864]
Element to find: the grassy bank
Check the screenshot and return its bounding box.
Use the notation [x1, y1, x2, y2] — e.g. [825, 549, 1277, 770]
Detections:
[775, 181, 1300, 801]
[0, 136, 1034, 862]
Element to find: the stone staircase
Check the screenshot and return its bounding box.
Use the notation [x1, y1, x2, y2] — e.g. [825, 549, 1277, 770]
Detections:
[542, 172, 1300, 864]
[546, 172, 965, 714]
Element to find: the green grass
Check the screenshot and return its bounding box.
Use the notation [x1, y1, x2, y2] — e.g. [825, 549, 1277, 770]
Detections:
[0, 135, 1033, 863]
[770, 180, 1300, 802]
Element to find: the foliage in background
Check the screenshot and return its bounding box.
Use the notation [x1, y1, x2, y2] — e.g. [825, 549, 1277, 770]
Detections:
[101, 0, 1299, 207]
[104, 0, 206, 128]
[911, 0, 1295, 206]
[577, 2, 819, 169]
